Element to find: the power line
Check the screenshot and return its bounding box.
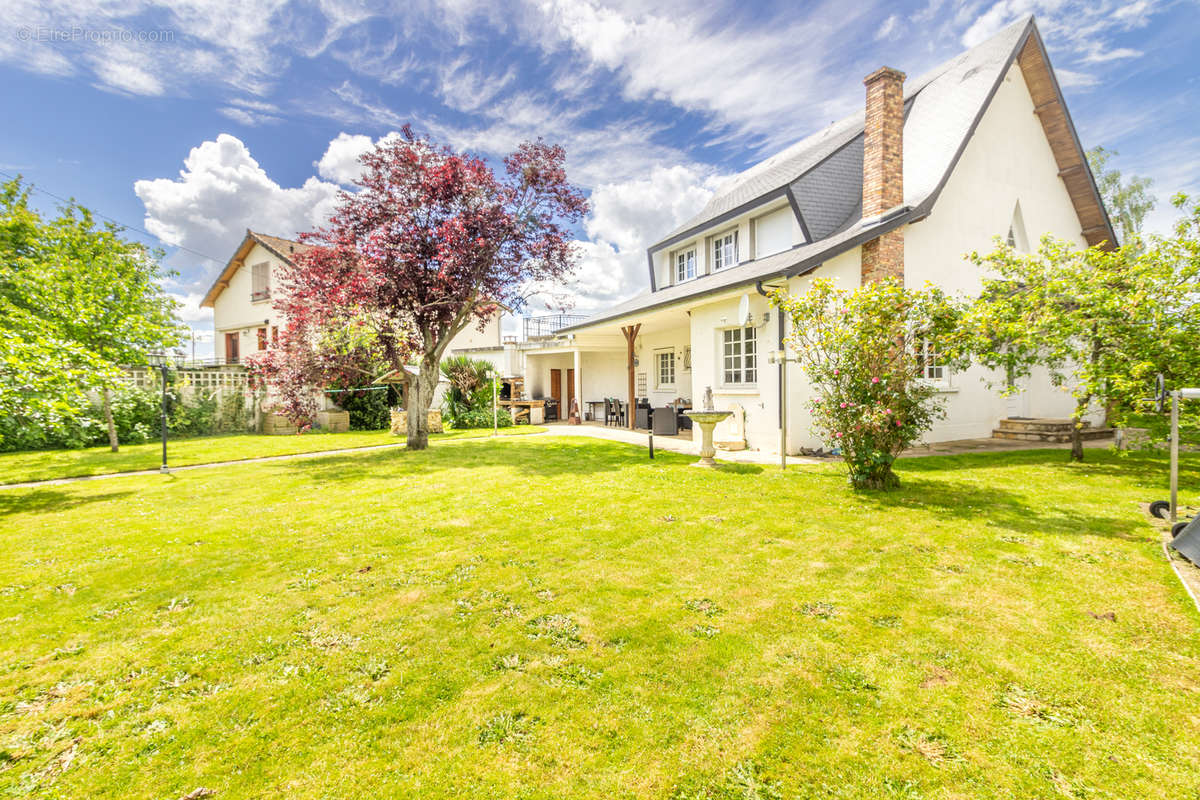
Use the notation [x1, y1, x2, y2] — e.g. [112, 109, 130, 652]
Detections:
[0, 168, 223, 263]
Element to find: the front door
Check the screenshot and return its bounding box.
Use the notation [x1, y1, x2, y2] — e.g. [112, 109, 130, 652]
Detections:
[550, 369, 562, 405]
[225, 332, 239, 364]
[566, 368, 575, 411]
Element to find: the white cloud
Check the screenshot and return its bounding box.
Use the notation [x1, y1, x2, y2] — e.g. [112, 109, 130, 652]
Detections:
[1079, 46, 1142, 64]
[876, 14, 901, 41]
[585, 165, 722, 251]
[1055, 68, 1100, 89]
[528, 0, 874, 151]
[315, 132, 376, 183]
[89, 48, 164, 95]
[134, 133, 342, 276]
[169, 292, 211, 323]
[564, 164, 723, 309]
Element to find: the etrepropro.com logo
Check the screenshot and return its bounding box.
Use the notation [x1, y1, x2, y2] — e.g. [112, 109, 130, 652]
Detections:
[16, 26, 175, 43]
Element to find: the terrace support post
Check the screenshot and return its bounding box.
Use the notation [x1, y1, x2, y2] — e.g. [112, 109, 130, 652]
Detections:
[622, 324, 641, 431]
[159, 363, 169, 474]
[1171, 390, 1180, 524]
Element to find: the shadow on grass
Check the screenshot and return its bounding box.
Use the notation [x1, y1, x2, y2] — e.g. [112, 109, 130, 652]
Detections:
[0, 488, 135, 517]
[900, 448, 1200, 495]
[277, 435, 688, 484]
[856, 473, 1144, 541]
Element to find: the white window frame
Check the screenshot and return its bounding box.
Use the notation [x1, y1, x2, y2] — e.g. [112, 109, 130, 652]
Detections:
[721, 326, 757, 386]
[916, 338, 949, 385]
[712, 230, 738, 271]
[656, 350, 676, 388]
[674, 247, 697, 283]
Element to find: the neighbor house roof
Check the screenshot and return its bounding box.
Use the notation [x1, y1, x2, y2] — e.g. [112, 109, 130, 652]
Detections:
[559, 15, 1114, 333]
[200, 230, 313, 308]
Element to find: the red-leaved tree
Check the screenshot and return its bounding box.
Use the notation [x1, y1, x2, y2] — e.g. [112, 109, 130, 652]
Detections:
[247, 127, 587, 449]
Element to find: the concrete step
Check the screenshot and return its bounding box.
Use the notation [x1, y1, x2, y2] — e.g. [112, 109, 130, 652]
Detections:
[992, 426, 1114, 443]
[996, 417, 1092, 434]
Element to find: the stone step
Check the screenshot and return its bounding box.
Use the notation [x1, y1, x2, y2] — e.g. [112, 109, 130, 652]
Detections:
[996, 417, 1092, 434]
[992, 427, 1114, 443]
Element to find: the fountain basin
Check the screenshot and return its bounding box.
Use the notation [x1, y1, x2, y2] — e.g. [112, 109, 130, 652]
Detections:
[683, 409, 732, 467]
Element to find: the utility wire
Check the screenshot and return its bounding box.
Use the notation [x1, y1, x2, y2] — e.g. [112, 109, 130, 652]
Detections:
[0, 168, 223, 263]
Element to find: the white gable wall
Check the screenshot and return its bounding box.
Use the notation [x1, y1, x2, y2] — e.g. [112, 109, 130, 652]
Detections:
[905, 61, 1100, 440]
[212, 242, 287, 361]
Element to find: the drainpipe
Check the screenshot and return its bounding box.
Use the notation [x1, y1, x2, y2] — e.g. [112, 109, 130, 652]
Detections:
[755, 280, 786, 430]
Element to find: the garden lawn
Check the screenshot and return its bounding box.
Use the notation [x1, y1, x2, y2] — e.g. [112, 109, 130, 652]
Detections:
[0, 426, 545, 485]
[1, 438, 1198, 798]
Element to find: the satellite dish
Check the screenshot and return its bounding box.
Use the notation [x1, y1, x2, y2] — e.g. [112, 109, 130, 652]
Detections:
[737, 294, 751, 326]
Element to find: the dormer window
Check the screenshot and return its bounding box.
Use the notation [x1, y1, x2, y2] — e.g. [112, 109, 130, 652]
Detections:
[675, 248, 696, 283]
[251, 262, 270, 302]
[713, 231, 738, 271]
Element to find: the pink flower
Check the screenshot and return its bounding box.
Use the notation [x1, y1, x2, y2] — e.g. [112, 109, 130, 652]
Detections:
[835, 432, 843, 438]
[895, 419, 902, 426]
[871, 377, 880, 384]
[839, 402, 847, 408]
[885, 408, 892, 414]
[833, 369, 839, 376]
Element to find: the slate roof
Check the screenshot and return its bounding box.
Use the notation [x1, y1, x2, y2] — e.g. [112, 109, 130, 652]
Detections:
[560, 15, 1113, 333]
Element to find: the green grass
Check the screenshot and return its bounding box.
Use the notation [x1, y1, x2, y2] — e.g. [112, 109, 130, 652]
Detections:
[0, 426, 545, 484]
[1, 438, 1198, 798]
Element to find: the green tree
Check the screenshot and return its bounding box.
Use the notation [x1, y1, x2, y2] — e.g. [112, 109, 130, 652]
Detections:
[957, 221, 1199, 462]
[771, 278, 964, 490]
[1087, 146, 1155, 246]
[0, 177, 182, 451]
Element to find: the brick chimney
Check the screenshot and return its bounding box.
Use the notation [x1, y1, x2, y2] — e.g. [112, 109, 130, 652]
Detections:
[860, 66, 905, 284]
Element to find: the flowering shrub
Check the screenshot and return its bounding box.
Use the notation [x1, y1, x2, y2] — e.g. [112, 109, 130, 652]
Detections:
[771, 278, 964, 489]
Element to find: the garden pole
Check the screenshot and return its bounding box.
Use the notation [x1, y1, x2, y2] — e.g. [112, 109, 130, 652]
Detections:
[159, 363, 169, 474]
[780, 356, 787, 471]
[1170, 390, 1179, 524]
[493, 375, 498, 437]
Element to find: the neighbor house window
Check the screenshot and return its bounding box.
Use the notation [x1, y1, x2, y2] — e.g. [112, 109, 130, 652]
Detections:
[722, 326, 757, 384]
[271, 326, 279, 346]
[675, 248, 697, 282]
[251, 262, 270, 302]
[657, 350, 675, 388]
[712, 231, 738, 271]
[257, 327, 268, 351]
[917, 339, 946, 382]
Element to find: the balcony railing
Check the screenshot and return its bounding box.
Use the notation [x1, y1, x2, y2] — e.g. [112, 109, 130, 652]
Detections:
[523, 314, 588, 340]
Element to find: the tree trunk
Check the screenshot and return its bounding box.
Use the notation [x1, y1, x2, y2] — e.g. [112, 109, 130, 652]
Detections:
[102, 386, 119, 453]
[1070, 396, 1090, 463]
[405, 355, 441, 451]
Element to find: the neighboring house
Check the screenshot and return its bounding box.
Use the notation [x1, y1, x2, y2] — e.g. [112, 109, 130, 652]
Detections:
[200, 230, 504, 365]
[520, 16, 1115, 453]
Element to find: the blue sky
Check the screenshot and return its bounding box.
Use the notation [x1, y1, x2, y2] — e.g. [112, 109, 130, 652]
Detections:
[2, 0, 1197, 357]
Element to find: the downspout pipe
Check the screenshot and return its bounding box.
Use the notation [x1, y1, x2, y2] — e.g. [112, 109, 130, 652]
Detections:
[755, 280, 786, 429]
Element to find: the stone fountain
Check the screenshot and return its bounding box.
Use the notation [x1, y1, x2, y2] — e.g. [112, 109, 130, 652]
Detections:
[684, 387, 732, 468]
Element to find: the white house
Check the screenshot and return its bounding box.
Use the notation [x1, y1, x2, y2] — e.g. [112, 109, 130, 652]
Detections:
[200, 230, 504, 365]
[516, 16, 1115, 453]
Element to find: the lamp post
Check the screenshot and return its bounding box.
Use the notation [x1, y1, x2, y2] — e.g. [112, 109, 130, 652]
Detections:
[767, 348, 798, 471]
[147, 353, 170, 473]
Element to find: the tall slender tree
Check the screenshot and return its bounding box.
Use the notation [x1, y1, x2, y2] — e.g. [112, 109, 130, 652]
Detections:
[1087, 146, 1155, 246]
[255, 128, 586, 449]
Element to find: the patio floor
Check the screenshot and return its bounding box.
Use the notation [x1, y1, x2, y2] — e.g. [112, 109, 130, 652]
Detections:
[540, 422, 1115, 466]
